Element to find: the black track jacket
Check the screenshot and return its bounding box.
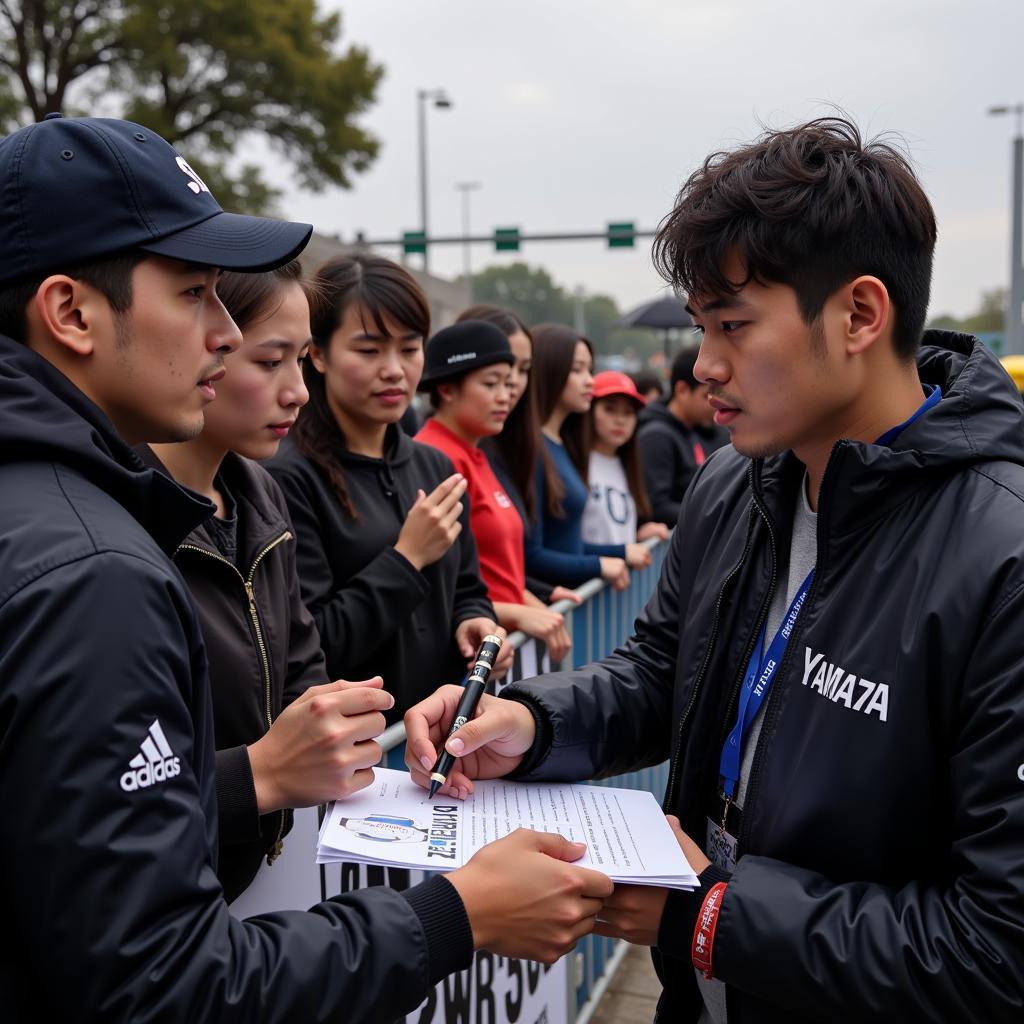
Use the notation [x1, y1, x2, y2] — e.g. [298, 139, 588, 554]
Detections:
[638, 402, 728, 525]
[268, 430, 495, 720]
[505, 332, 1024, 1022]
[140, 447, 328, 902]
[0, 337, 472, 1021]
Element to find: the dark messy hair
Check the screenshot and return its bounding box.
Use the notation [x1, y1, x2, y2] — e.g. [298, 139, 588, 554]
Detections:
[215, 260, 316, 330]
[670, 346, 700, 395]
[630, 370, 663, 401]
[531, 323, 594, 519]
[0, 249, 147, 344]
[293, 253, 430, 518]
[652, 116, 937, 361]
[458, 303, 541, 519]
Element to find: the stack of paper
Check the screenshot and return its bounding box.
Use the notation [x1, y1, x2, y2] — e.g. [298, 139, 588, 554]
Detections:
[317, 767, 698, 890]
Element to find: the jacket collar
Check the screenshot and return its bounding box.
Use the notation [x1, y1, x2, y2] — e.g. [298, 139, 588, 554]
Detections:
[137, 447, 291, 566]
[750, 332, 1024, 540]
[0, 335, 213, 554]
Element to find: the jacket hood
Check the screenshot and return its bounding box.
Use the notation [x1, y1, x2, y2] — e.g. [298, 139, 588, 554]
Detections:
[0, 335, 213, 553]
[911, 330, 1024, 467]
[752, 331, 1024, 538]
[638, 399, 691, 435]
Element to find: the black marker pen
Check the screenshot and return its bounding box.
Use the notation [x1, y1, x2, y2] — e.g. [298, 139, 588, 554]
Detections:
[428, 633, 503, 798]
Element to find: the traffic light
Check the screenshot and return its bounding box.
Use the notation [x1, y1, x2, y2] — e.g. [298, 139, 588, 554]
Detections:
[494, 227, 520, 252]
[402, 231, 427, 254]
[607, 222, 635, 248]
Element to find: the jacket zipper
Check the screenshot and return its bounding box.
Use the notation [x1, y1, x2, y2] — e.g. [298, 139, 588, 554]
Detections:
[718, 482, 780, 768]
[177, 530, 292, 863]
[664, 501, 758, 813]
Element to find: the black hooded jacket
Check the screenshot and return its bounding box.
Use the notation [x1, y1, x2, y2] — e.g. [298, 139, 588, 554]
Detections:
[0, 336, 472, 1021]
[505, 333, 1024, 1022]
[638, 401, 728, 524]
[139, 447, 328, 902]
[267, 428, 495, 720]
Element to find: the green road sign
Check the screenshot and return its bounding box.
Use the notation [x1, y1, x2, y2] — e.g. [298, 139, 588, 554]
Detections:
[403, 230, 427, 254]
[608, 222, 635, 248]
[494, 227, 520, 252]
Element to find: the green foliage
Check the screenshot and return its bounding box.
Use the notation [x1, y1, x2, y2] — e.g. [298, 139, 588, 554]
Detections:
[928, 287, 1007, 334]
[471, 262, 573, 326]
[469, 262, 622, 352]
[0, 0, 382, 213]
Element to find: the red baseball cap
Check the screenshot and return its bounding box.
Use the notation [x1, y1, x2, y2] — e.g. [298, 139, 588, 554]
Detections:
[592, 370, 647, 406]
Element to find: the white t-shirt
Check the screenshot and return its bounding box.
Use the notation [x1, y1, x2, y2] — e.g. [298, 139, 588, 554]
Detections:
[582, 451, 637, 546]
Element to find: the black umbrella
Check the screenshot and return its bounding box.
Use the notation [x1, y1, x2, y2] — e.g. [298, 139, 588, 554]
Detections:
[618, 294, 696, 362]
[618, 294, 694, 330]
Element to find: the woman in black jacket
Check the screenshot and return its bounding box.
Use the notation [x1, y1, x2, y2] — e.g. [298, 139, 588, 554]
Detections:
[267, 254, 508, 723]
[147, 262, 392, 901]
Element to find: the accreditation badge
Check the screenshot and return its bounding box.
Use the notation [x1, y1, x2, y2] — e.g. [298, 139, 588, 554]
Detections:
[706, 817, 738, 872]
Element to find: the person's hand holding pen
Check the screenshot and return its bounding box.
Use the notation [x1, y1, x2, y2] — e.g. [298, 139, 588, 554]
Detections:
[404, 683, 536, 800]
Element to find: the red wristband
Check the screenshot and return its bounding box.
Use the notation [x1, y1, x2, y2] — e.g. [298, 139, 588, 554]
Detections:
[691, 881, 728, 980]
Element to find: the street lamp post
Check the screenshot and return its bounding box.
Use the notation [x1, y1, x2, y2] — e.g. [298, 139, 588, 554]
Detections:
[454, 181, 481, 293]
[417, 88, 452, 274]
[989, 103, 1024, 355]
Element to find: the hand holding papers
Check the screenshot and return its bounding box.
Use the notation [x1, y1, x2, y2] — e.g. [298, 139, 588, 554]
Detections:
[317, 768, 699, 890]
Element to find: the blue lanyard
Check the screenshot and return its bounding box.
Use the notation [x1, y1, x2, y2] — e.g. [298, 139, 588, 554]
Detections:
[717, 384, 939, 801]
[719, 569, 814, 799]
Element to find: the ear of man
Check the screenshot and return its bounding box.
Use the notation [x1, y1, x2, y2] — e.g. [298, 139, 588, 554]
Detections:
[838, 275, 891, 360]
[27, 275, 118, 360]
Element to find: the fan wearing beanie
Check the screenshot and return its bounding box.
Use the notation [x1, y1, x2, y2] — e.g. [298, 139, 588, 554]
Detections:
[417, 322, 571, 663]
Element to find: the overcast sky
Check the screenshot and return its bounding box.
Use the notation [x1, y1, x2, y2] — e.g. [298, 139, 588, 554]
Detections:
[272, 0, 1023, 320]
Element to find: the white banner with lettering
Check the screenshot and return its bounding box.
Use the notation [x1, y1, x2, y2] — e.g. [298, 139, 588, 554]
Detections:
[230, 807, 568, 1024]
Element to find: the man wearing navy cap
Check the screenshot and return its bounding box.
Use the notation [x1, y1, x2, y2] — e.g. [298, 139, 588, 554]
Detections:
[0, 116, 611, 1021]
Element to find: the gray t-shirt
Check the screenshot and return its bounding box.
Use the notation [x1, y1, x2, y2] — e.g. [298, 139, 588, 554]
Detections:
[696, 478, 817, 1023]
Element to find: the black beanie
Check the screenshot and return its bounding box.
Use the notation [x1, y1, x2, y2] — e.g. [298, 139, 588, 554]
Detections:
[418, 320, 515, 390]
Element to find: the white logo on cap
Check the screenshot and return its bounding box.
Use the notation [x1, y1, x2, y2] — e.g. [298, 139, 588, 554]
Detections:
[447, 352, 477, 364]
[176, 156, 210, 195]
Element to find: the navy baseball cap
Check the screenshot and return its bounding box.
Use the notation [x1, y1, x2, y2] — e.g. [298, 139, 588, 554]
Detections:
[0, 114, 313, 287]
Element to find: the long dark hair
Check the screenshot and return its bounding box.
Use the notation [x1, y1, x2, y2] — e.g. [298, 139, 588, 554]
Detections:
[530, 323, 594, 519]
[589, 396, 652, 520]
[293, 253, 430, 518]
[456, 303, 541, 519]
[216, 259, 309, 330]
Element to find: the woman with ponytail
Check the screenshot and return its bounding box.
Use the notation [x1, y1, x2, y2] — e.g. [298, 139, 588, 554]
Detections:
[268, 254, 507, 720]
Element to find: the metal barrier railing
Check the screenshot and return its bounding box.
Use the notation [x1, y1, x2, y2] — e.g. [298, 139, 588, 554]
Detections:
[378, 535, 670, 1023]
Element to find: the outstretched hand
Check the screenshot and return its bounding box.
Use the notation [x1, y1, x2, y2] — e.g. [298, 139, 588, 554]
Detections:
[448, 828, 614, 963]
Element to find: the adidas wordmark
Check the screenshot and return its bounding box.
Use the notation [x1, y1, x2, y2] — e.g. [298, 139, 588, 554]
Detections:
[120, 719, 181, 792]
